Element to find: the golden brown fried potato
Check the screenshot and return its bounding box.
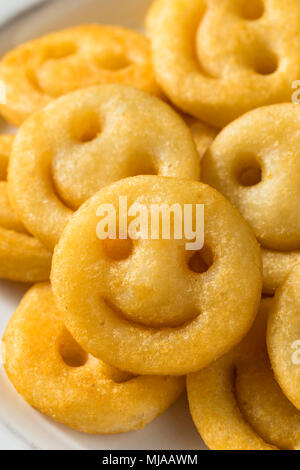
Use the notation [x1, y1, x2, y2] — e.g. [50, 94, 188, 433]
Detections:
[187, 298, 300, 450]
[51, 175, 262, 376]
[202, 104, 300, 251]
[0, 25, 161, 126]
[0, 135, 51, 282]
[8, 85, 199, 250]
[268, 264, 300, 412]
[201, 104, 300, 293]
[3, 283, 184, 434]
[146, 0, 300, 128]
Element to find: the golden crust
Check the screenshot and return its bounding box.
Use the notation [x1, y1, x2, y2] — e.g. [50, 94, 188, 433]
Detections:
[146, 0, 300, 127]
[268, 264, 300, 412]
[202, 104, 300, 252]
[3, 283, 184, 434]
[8, 85, 199, 250]
[187, 298, 300, 450]
[0, 135, 51, 282]
[0, 24, 161, 126]
[51, 175, 262, 376]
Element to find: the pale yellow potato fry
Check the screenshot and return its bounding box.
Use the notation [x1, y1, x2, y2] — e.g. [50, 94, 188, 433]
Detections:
[8, 85, 199, 250]
[147, 0, 300, 127]
[202, 104, 300, 252]
[268, 264, 300, 412]
[51, 175, 262, 376]
[187, 298, 300, 450]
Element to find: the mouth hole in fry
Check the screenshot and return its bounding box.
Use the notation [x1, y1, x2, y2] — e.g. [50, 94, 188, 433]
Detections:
[104, 296, 200, 329]
[127, 159, 157, 177]
[96, 53, 132, 71]
[58, 329, 88, 367]
[102, 238, 134, 261]
[253, 48, 278, 75]
[0, 157, 8, 181]
[45, 42, 77, 60]
[71, 110, 101, 143]
[188, 245, 214, 274]
[241, 0, 264, 20]
[101, 363, 135, 383]
[235, 154, 262, 187]
[26, 68, 44, 93]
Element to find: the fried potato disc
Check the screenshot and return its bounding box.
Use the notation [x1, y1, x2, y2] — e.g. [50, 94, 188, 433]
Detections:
[202, 104, 300, 251]
[0, 25, 160, 126]
[146, 0, 300, 128]
[187, 298, 300, 450]
[3, 283, 184, 434]
[51, 176, 262, 376]
[268, 264, 300, 412]
[262, 249, 300, 295]
[201, 103, 300, 293]
[8, 85, 199, 251]
[0, 135, 51, 282]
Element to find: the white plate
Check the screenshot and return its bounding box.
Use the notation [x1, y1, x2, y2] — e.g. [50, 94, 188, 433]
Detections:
[0, 0, 206, 450]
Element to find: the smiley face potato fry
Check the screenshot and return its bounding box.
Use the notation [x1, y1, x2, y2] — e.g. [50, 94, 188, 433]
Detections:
[268, 264, 300, 412]
[187, 298, 300, 450]
[51, 175, 262, 376]
[0, 135, 51, 282]
[201, 104, 300, 294]
[1, 1, 299, 449]
[8, 85, 199, 251]
[2, 283, 184, 434]
[146, 0, 300, 128]
[0, 24, 161, 126]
